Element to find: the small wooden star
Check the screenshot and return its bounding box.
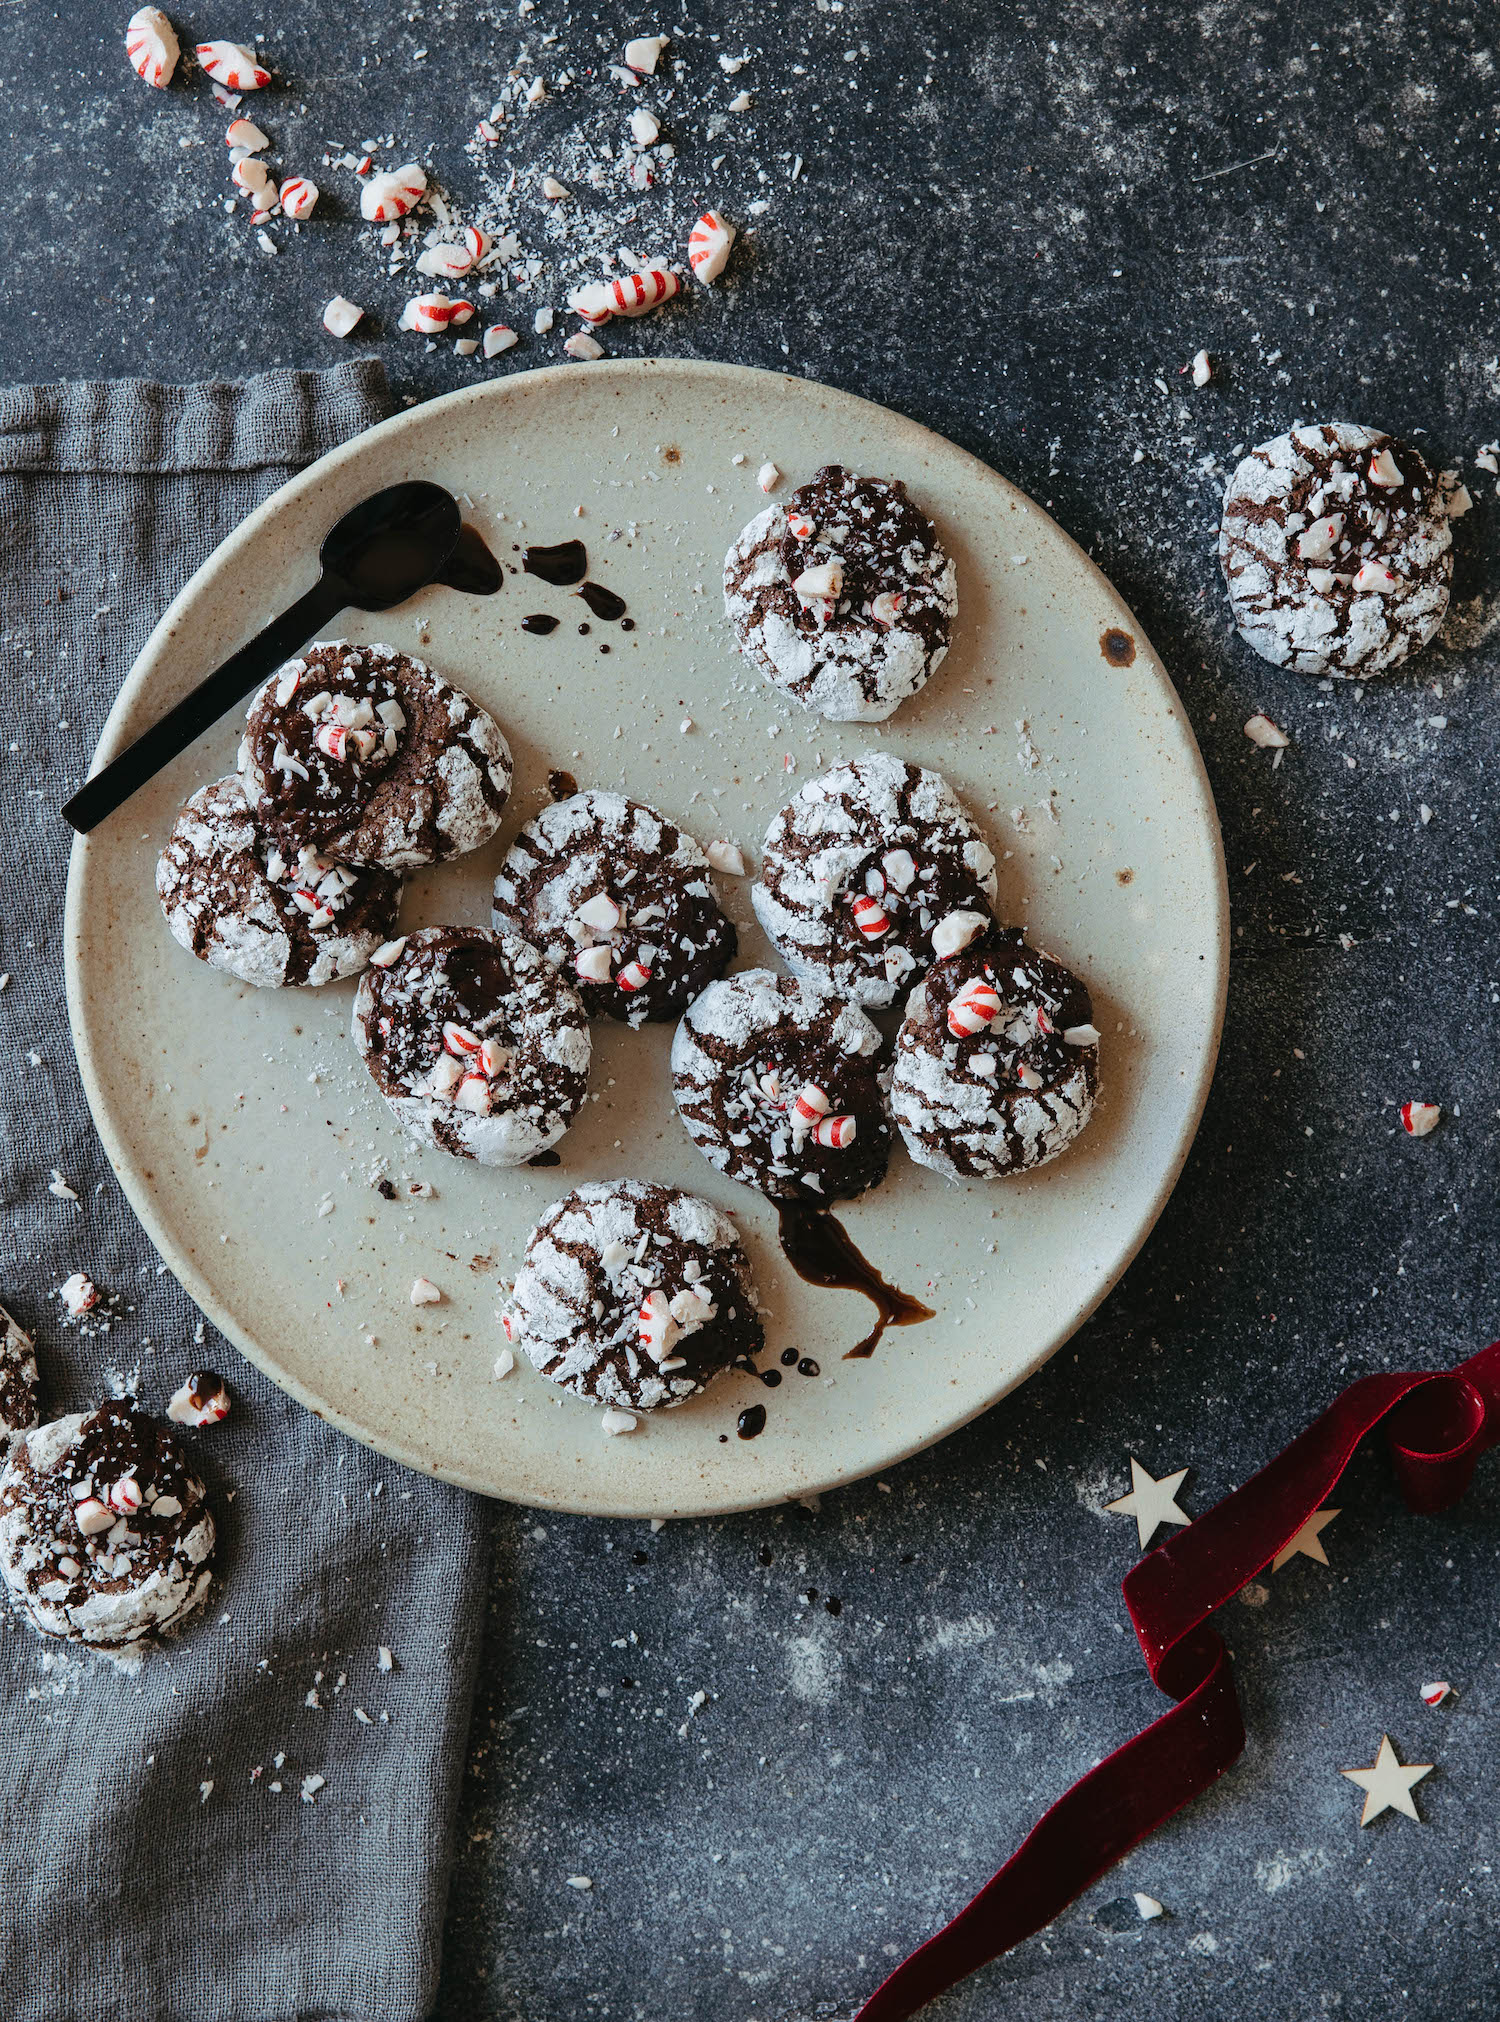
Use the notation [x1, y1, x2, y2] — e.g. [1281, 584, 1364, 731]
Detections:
[1271, 1506, 1340, 1572]
[1341, 1735, 1433, 1826]
[1106, 1458, 1191, 1550]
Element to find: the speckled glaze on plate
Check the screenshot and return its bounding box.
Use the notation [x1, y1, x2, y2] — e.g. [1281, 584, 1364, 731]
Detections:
[63, 360, 1227, 1518]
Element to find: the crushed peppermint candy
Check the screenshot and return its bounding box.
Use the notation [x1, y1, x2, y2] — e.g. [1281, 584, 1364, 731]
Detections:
[484, 325, 518, 357]
[196, 40, 269, 91]
[563, 331, 605, 360]
[126, 7, 179, 88]
[1420, 1680, 1451, 1707]
[167, 1371, 231, 1426]
[1189, 349, 1212, 386]
[279, 176, 319, 221]
[687, 210, 736, 284]
[1243, 713, 1289, 750]
[361, 162, 428, 223]
[323, 296, 364, 338]
[623, 34, 667, 73]
[59, 1271, 100, 1318]
[931, 909, 989, 959]
[400, 293, 474, 334]
[705, 839, 746, 877]
[600, 1408, 638, 1436]
[409, 1277, 443, 1306]
[1400, 1101, 1440, 1137]
[757, 462, 782, 492]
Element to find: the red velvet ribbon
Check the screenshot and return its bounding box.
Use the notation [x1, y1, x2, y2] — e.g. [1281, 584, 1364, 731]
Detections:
[856, 1340, 1500, 2022]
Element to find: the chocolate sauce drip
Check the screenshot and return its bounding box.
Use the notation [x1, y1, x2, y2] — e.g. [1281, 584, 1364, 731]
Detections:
[577, 580, 628, 621]
[523, 540, 588, 586]
[737, 1404, 767, 1440]
[774, 1202, 936, 1360]
[437, 524, 503, 595]
[546, 768, 578, 800]
[521, 613, 560, 635]
[527, 1148, 562, 1167]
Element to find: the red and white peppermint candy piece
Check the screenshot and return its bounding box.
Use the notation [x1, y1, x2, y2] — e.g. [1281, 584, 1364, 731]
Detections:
[369, 937, 406, 967]
[168, 1372, 230, 1425]
[323, 296, 363, 338]
[786, 510, 816, 541]
[1368, 447, 1405, 487]
[127, 8, 179, 88]
[624, 33, 668, 73]
[75, 1497, 113, 1537]
[793, 559, 843, 603]
[576, 892, 623, 933]
[401, 293, 475, 333]
[570, 269, 680, 326]
[291, 888, 335, 928]
[1017, 1063, 1044, 1091]
[500, 1309, 520, 1343]
[1063, 1022, 1100, 1046]
[629, 107, 660, 147]
[791, 1082, 830, 1125]
[60, 1271, 99, 1317]
[931, 909, 989, 960]
[1400, 1100, 1440, 1137]
[480, 1037, 510, 1080]
[870, 591, 904, 627]
[455, 1072, 493, 1115]
[687, 209, 736, 284]
[758, 462, 782, 492]
[315, 720, 350, 760]
[196, 40, 270, 90]
[616, 960, 652, 991]
[813, 1114, 856, 1148]
[849, 892, 889, 939]
[1420, 1680, 1451, 1707]
[442, 1021, 482, 1058]
[463, 225, 490, 262]
[107, 1475, 144, 1515]
[638, 1288, 677, 1358]
[417, 240, 476, 280]
[1352, 559, 1401, 593]
[563, 332, 605, 360]
[361, 161, 427, 222]
[279, 176, 319, 220]
[948, 976, 1001, 1037]
[483, 325, 517, 357]
[864, 866, 886, 898]
[881, 848, 917, 892]
[574, 944, 614, 984]
[705, 839, 746, 876]
[231, 156, 275, 200]
[1294, 514, 1344, 563]
[426, 1050, 464, 1097]
[225, 116, 267, 151]
[1243, 713, 1289, 749]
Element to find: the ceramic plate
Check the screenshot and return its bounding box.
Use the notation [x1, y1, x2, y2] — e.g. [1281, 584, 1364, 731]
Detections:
[64, 360, 1226, 1517]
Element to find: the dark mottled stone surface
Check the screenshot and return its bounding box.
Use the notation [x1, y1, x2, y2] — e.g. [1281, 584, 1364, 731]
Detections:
[7, 1, 1500, 2016]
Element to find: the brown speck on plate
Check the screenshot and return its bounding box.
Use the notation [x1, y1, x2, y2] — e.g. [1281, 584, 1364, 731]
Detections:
[1101, 627, 1137, 666]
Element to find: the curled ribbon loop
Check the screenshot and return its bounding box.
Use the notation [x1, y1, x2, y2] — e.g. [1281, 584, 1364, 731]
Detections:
[856, 1341, 1500, 2022]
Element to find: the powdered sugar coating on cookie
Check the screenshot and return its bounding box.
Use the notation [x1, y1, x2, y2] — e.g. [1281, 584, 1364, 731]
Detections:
[157, 776, 402, 989]
[239, 640, 513, 869]
[0, 1303, 39, 1440]
[723, 465, 957, 722]
[0, 1401, 214, 1648]
[492, 790, 736, 1026]
[1219, 422, 1453, 678]
[671, 968, 892, 1202]
[503, 1179, 763, 1411]
[891, 926, 1098, 1181]
[352, 925, 590, 1167]
[753, 754, 998, 1009]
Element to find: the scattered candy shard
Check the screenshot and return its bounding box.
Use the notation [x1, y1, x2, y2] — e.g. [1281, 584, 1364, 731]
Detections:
[1420, 1681, 1451, 1708]
[564, 332, 605, 360]
[705, 839, 746, 876]
[409, 1277, 443, 1306]
[1133, 1893, 1165, 1921]
[323, 296, 364, 338]
[168, 1371, 230, 1426]
[1270, 1505, 1339, 1572]
[629, 107, 660, 147]
[278, 176, 318, 220]
[932, 909, 989, 959]
[1244, 713, 1289, 749]
[400, 294, 474, 333]
[59, 1271, 99, 1318]
[757, 462, 781, 492]
[569, 269, 679, 325]
[127, 8, 179, 87]
[196, 40, 270, 90]
[360, 162, 427, 223]
[623, 33, 667, 73]
[688, 210, 736, 284]
[225, 116, 267, 151]
[483, 325, 518, 357]
[601, 1408, 638, 1436]
[1341, 1735, 1432, 1826]
[1105, 1458, 1191, 1551]
[1401, 1101, 1440, 1137]
[1189, 349, 1212, 386]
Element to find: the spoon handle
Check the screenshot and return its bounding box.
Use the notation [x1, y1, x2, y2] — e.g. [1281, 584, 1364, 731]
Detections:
[62, 576, 347, 836]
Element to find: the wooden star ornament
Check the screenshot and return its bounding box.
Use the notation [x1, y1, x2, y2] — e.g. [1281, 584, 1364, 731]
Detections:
[1106, 1459, 1191, 1550]
[1341, 1735, 1433, 1826]
[1271, 1505, 1339, 1572]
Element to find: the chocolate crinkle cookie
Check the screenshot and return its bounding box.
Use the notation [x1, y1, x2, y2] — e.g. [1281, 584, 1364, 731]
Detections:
[723, 465, 957, 722]
[502, 1180, 763, 1412]
[0, 1302, 39, 1440]
[156, 776, 402, 988]
[1219, 422, 1454, 678]
[492, 790, 736, 1027]
[671, 968, 892, 1203]
[891, 923, 1099, 1181]
[239, 640, 513, 869]
[753, 753, 998, 1009]
[353, 925, 590, 1167]
[0, 1399, 215, 1649]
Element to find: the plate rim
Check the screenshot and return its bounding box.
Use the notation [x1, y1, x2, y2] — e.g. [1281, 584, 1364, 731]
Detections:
[63, 357, 1229, 1514]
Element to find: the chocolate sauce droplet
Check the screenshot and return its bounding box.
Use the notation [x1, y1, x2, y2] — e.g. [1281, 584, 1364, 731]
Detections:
[780, 1347, 798, 1367]
[773, 1202, 936, 1360]
[521, 613, 560, 635]
[619, 617, 636, 632]
[546, 768, 578, 801]
[578, 622, 591, 635]
[577, 580, 628, 622]
[737, 1404, 767, 1441]
[523, 540, 588, 586]
[437, 523, 504, 595]
[760, 1368, 782, 1389]
[526, 1148, 561, 1167]
[798, 1357, 820, 1378]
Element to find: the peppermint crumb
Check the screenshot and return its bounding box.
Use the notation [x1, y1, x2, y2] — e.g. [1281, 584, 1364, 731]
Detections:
[199, 1781, 214, 1803]
[300, 1773, 326, 1804]
[48, 1171, 78, 1200]
[305, 1688, 322, 1708]
[354, 1707, 373, 1725]
[377, 1646, 394, 1672]
[566, 1875, 593, 1891]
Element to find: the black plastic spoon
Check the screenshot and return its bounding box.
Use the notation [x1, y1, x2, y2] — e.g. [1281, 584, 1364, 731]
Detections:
[62, 479, 465, 836]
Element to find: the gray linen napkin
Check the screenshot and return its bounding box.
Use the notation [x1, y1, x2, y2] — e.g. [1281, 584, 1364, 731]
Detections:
[0, 364, 491, 2022]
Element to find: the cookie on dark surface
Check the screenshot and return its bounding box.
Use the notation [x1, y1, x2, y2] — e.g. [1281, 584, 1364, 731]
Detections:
[502, 1180, 763, 1412]
[723, 465, 957, 722]
[156, 775, 402, 988]
[492, 790, 736, 1028]
[752, 753, 998, 1009]
[671, 968, 892, 1204]
[352, 925, 590, 1167]
[0, 1400, 215, 1648]
[891, 924, 1099, 1181]
[0, 1303, 38, 1440]
[1218, 422, 1453, 678]
[239, 639, 512, 869]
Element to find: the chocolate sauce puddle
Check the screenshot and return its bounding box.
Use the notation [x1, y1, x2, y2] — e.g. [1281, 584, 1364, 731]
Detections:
[774, 1202, 936, 1359]
[521, 613, 560, 635]
[523, 539, 588, 586]
[437, 523, 503, 595]
[576, 580, 628, 621]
